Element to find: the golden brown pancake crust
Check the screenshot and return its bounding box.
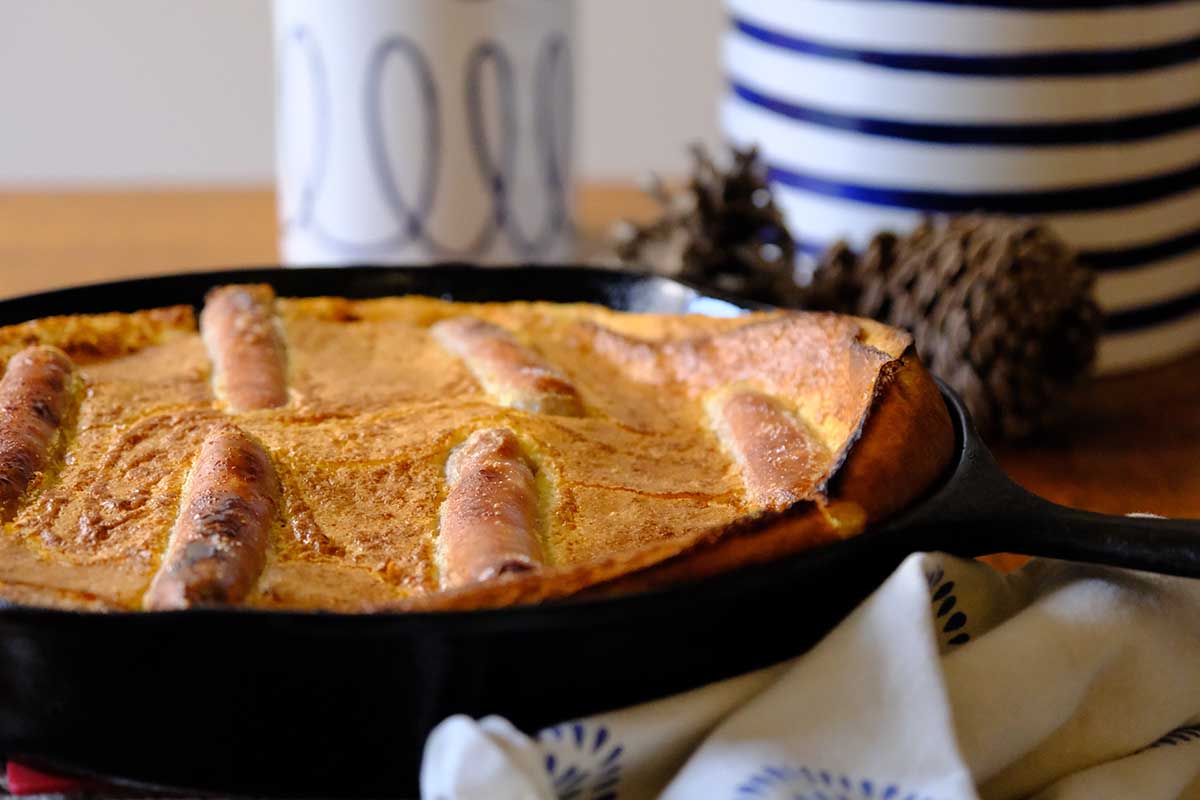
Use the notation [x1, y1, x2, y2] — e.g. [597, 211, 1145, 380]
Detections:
[0, 288, 953, 612]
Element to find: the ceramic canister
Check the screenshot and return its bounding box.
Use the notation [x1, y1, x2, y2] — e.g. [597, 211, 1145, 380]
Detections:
[274, 0, 575, 267]
[722, 0, 1200, 373]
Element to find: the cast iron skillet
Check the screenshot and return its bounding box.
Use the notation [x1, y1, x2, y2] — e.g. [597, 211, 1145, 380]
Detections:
[0, 266, 1197, 798]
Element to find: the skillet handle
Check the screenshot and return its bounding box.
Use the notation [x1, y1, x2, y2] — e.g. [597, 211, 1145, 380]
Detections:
[985, 503, 1200, 578]
[888, 398, 1200, 577]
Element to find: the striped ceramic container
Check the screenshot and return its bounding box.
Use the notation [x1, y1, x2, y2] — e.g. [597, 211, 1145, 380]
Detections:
[722, 0, 1200, 373]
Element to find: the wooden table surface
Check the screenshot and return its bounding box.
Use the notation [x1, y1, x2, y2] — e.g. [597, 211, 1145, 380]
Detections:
[2, 187, 1198, 533]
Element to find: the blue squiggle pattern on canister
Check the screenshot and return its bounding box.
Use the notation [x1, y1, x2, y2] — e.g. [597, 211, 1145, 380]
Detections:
[277, 24, 572, 260]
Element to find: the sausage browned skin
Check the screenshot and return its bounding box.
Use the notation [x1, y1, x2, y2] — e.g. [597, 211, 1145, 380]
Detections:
[200, 284, 289, 411]
[143, 424, 279, 610]
[707, 389, 832, 512]
[438, 428, 543, 589]
[431, 317, 583, 416]
[0, 346, 77, 520]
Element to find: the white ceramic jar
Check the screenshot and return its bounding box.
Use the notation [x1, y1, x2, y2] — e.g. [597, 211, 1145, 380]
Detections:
[274, 0, 575, 267]
[722, 0, 1200, 372]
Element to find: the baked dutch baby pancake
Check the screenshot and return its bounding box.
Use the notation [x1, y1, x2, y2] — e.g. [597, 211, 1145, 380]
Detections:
[0, 284, 954, 612]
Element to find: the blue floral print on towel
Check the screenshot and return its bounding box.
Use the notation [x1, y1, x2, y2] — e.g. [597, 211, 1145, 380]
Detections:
[538, 721, 625, 800]
[734, 764, 939, 800]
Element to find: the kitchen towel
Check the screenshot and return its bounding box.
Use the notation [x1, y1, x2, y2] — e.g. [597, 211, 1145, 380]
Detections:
[422, 552, 1200, 799]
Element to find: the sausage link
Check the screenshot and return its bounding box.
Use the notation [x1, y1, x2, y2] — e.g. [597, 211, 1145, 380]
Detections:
[143, 424, 279, 609]
[431, 317, 583, 416]
[0, 346, 76, 520]
[438, 428, 543, 588]
[707, 389, 831, 512]
[200, 284, 289, 411]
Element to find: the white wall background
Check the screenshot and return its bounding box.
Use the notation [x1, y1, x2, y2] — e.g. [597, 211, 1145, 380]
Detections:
[0, 0, 723, 186]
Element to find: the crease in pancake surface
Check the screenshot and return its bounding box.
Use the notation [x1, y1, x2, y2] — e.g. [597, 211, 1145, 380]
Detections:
[0, 288, 953, 611]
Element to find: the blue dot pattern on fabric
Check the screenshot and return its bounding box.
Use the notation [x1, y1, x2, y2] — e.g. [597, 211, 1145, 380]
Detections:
[1144, 725, 1200, 750]
[926, 566, 971, 647]
[733, 764, 940, 800]
[537, 721, 624, 800]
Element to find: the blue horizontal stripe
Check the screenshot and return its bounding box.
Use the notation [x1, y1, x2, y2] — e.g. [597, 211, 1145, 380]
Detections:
[867, 0, 1191, 8]
[733, 18, 1200, 76]
[1080, 226, 1200, 270]
[731, 82, 1200, 146]
[766, 159, 1200, 214]
[796, 239, 825, 258]
[1106, 287, 1200, 331]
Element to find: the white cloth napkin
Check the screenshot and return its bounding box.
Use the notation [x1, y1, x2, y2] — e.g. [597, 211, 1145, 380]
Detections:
[421, 553, 1200, 800]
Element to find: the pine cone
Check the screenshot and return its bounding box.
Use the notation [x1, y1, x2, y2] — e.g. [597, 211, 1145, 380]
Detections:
[612, 144, 797, 304]
[802, 215, 1101, 439]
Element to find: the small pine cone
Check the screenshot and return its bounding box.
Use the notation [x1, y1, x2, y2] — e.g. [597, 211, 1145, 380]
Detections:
[612, 144, 798, 305]
[802, 215, 1101, 439]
